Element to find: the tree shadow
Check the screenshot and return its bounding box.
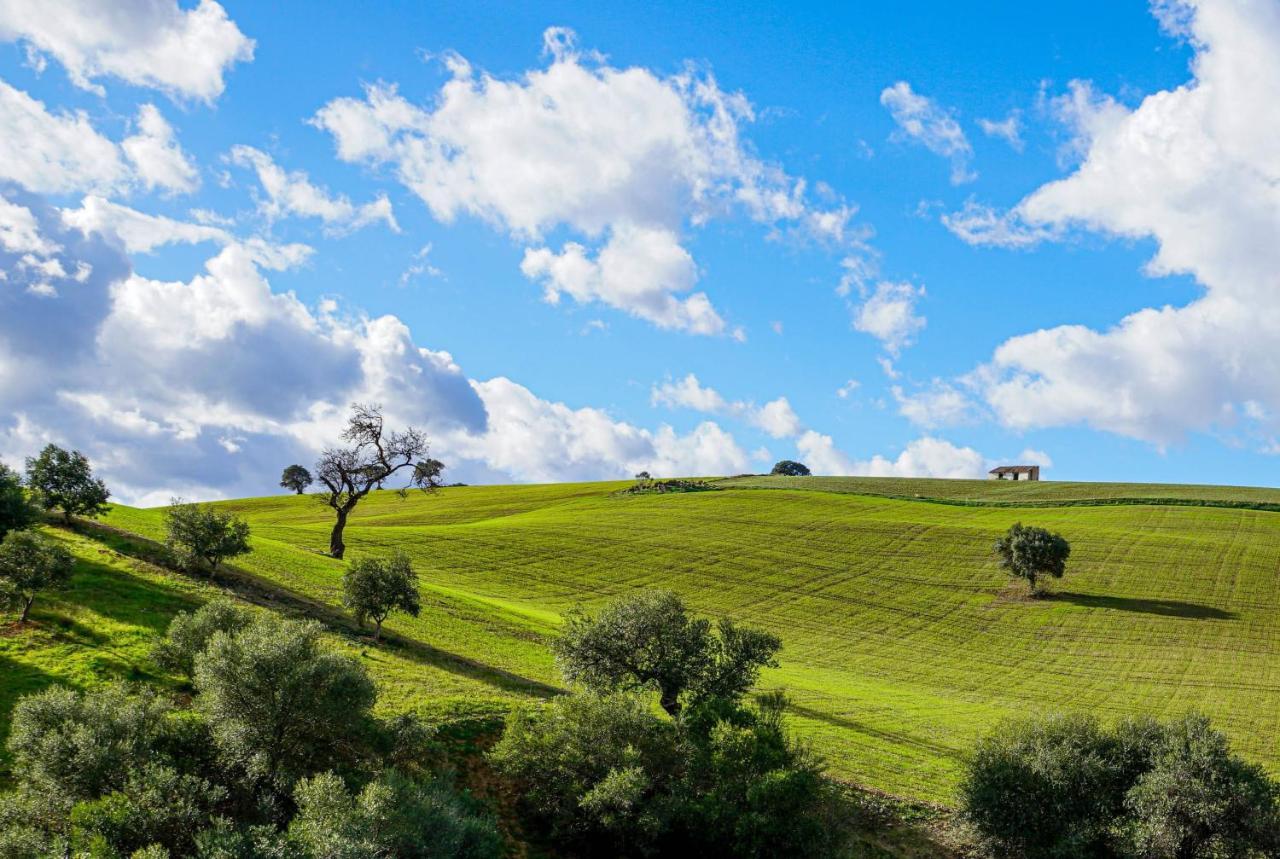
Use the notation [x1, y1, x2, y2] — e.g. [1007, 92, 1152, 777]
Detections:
[1049, 591, 1236, 620]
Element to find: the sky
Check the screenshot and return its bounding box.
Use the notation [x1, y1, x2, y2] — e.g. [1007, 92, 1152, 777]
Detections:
[2, 0, 1279, 504]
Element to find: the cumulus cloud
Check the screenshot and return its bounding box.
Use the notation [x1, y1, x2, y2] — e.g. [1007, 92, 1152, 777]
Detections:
[977, 112, 1024, 151]
[229, 145, 398, 234]
[796, 431, 987, 478]
[965, 0, 1280, 447]
[651, 373, 802, 438]
[122, 104, 199, 194]
[892, 382, 975, 428]
[0, 0, 254, 102]
[880, 81, 975, 183]
[312, 28, 859, 334]
[0, 80, 130, 194]
[851, 280, 926, 354]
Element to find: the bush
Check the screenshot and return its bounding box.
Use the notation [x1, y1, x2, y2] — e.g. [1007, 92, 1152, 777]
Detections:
[0, 463, 36, 540]
[164, 500, 251, 575]
[0, 530, 74, 622]
[69, 764, 226, 858]
[152, 599, 253, 680]
[194, 618, 377, 791]
[770, 460, 810, 477]
[341, 551, 421, 641]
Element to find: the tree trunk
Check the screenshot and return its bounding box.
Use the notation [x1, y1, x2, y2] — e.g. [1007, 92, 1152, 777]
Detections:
[295, 488, 303, 495]
[373, 619, 382, 642]
[659, 685, 682, 718]
[62, 509, 72, 524]
[329, 507, 349, 559]
[20, 595, 33, 623]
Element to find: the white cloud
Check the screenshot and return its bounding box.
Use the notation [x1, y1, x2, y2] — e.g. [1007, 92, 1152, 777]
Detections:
[796, 431, 987, 478]
[892, 382, 975, 428]
[852, 280, 926, 354]
[1017, 448, 1053, 468]
[970, 0, 1280, 447]
[941, 199, 1059, 248]
[229, 145, 398, 234]
[977, 112, 1024, 151]
[399, 243, 442, 286]
[0, 196, 57, 254]
[880, 81, 975, 184]
[0, 0, 254, 102]
[312, 28, 858, 334]
[62, 195, 230, 253]
[650, 373, 802, 438]
[836, 379, 860, 399]
[0, 79, 130, 194]
[122, 104, 199, 194]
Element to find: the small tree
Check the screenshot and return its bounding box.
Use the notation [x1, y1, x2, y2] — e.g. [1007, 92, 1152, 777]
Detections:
[164, 500, 251, 576]
[314, 404, 443, 559]
[994, 522, 1070, 596]
[151, 599, 252, 680]
[554, 590, 780, 717]
[24, 444, 110, 523]
[0, 463, 37, 540]
[279, 465, 313, 495]
[770, 460, 810, 477]
[0, 531, 74, 623]
[194, 618, 376, 790]
[341, 551, 421, 642]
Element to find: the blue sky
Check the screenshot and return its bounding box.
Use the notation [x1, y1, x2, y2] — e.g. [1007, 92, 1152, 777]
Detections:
[1, 0, 1277, 502]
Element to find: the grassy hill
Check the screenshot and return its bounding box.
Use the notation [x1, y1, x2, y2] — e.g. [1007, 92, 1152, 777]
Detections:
[8, 476, 1280, 807]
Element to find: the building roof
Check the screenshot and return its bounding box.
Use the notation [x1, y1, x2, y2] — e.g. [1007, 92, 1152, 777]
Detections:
[989, 464, 1039, 474]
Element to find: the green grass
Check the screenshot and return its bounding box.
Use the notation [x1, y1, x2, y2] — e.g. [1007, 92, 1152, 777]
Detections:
[74, 478, 1280, 804]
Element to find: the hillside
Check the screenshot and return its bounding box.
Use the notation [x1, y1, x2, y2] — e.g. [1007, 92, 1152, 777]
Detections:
[45, 477, 1271, 804]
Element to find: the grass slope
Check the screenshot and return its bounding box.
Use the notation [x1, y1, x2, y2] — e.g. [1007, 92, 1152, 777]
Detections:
[79, 479, 1280, 804]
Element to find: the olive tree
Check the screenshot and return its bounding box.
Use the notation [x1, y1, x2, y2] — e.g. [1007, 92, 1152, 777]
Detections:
[770, 460, 810, 477]
[0, 531, 74, 623]
[279, 464, 313, 495]
[151, 599, 252, 680]
[554, 590, 781, 717]
[164, 500, 251, 575]
[342, 551, 421, 641]
[0, 463, 36, 540]
[994, 522, 1070, 596]
[24, 444, 109, 523]
[194, 618, 376, 790]
[314, 404, 443, 559]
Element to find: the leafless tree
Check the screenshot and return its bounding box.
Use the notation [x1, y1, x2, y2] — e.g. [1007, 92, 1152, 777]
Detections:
[314, 404, 443, 558]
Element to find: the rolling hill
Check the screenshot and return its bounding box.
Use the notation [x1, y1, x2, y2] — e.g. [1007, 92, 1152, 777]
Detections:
[7, 476, 1280, 805]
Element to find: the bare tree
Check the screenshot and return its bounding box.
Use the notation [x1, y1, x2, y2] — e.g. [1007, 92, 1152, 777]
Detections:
[314, 404, 443, 559]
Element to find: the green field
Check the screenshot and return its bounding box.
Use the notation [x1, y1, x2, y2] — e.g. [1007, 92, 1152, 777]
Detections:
[7, 477, 1280, 806]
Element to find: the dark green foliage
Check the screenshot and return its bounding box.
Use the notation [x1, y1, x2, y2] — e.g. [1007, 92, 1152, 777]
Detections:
[0, 463, 36, 540]
[152, 599, 253, 680]
[278, 465, 313, 495]
[770, 460, 810, 477]
[0, 530, 74, 622]
[341, 551, 421, 641]
[962, 711, 1280, 858]
[994, 522, 1071, 595]
[554, 590, 780, 716]
[286, 769, 502, 859]
[69, 763, 226, 858]
[489, 691, 838, 858]
[619, 478, 718, 495]
[194, 618, 377, 791]
[164, 500, 251, 575]
[24, 444, 110, 523]
[961, 713, 1121, 857]
[1124, 713, 1280, 858]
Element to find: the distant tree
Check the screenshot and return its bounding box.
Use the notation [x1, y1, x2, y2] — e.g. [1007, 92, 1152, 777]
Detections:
[342, 551, 421, 642]
[0, 463, 37, 539]
[279, 464, 313, 495]
[24, 444, 109, 523]
[0, 531, 74, 623]
[635, 471, 652, 483]
[314, 404, 443, 559]
[1125, 713, 1280, 858]
[164, 500, 251, 576]
[194, 618, 376, 790]
[994, 523, 1071, 596]
[151, 599, 252, 680]
[554, 590, 780, 717]
[770, 460, 810, 477]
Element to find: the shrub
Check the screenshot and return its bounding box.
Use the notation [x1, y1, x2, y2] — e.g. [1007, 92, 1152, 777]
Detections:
[164, 500, 251, 575]
[770, 460, 810, 477]
[194, 618, 377, 791]
[993, 522, 1071, 596]
[69, 764, 226, 858]
[341, 551, 421, 641]
[0, 463, 36, 540]
[24, 444, 109, 523]
[0, 530, 74, 622]
[152, 599, 253, 680]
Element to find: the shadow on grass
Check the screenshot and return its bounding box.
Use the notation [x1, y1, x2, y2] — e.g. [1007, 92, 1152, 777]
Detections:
[68, 521, 564, 701]
[1049, 591, 1236, 620]
[785, 701, 965, 761]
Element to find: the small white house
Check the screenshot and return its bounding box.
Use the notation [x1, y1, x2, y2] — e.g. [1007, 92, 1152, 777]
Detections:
[989, 465, 1040, 481]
